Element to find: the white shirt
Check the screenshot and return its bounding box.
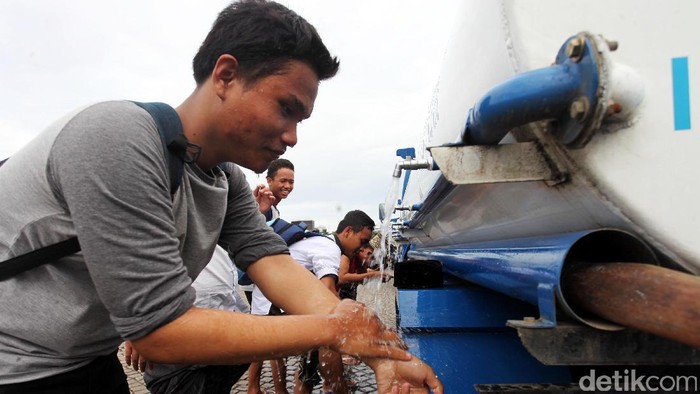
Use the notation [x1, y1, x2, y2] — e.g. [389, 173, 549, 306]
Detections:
[251, 235, 339, 315]
[193, 245, 250, 313]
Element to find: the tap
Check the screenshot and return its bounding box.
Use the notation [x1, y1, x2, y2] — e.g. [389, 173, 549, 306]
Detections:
[393, 203, 423, 212]
[392, 157, 437, 178]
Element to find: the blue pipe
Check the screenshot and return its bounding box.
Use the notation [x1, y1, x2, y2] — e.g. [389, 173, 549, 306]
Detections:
[463, 64, 581, 145]
[407, 229, 656, 329]
[461, 33, 602, 146]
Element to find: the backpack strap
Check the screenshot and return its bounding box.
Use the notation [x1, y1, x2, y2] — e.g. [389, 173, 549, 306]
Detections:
[270, 218, 309, 246]
[132, 101, 191, 195]
[0, 238, 81, 280]
[237, 219, 322, 286]
[0, 102, 187, 281]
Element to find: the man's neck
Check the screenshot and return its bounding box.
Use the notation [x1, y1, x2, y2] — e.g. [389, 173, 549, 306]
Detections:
[332, 233, 344, 255]
[177, 85, 223, 171]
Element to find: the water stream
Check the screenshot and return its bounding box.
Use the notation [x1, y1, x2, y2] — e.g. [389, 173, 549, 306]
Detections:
[367, 176, 402, 313]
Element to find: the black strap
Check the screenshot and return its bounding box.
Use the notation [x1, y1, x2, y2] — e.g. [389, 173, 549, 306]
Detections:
[133, 102, 188, 195]
[276, 222, 295, 234]
[0, 238, 80, 280]
[0, 102, 186, 281]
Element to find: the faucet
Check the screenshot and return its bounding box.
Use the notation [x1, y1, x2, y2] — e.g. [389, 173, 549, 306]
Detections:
[392, 157, 437, 178]
[393, 203, 423, 212]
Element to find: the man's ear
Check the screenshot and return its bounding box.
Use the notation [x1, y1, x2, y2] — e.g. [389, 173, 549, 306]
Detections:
[212, 54, 240, 99]
[340, 226, 353, 238]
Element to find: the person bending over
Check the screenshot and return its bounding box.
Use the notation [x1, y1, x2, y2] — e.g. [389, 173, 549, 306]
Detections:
[0, 1, 442, 393]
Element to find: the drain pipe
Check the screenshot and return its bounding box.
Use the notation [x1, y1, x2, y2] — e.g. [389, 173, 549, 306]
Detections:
[563, 262, 700, 349]
[408, 229, 658, 329]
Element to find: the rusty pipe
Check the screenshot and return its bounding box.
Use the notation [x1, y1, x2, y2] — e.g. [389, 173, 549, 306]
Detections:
[562, 262, 700, 348]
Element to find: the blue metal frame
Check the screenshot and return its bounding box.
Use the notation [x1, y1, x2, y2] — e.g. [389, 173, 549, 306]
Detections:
[397, 276, 571, 392]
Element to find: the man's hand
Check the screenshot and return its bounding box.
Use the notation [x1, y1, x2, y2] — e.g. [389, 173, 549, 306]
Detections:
[368, 356, 444, 394]
[326, 300, 443, 393]
[124, 340, 150, 372]
[327, 299, 410, 361]
[381, 272, 393, 283]
[253, 184, 275, 214]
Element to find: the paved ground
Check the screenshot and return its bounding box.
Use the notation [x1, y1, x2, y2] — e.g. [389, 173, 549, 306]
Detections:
[120, 275, 397, 393]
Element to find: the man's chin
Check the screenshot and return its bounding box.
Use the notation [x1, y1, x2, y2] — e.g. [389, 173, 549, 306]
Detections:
[238, 161, 270, 174]
[236, 153, 280, 173]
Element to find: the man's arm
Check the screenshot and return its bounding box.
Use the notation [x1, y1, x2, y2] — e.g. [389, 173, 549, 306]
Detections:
[338, 255, 385, 285]
[131, 254, 409, 364]
[248, 254, 342, 315]
[131, 253, 443, 393]
[249, 255, 443, 393]
[337, 255, 351, 284]
[320, 275, 338, 295]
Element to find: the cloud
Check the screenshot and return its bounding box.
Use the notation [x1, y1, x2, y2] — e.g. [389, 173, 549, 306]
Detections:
[1, 0, 460, 230]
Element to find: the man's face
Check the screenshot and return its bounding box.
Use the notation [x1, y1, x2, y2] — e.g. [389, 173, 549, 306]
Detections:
[340, 227, 373, 256]
[267, 167, 295, 202]
[217, 60, 319, 173]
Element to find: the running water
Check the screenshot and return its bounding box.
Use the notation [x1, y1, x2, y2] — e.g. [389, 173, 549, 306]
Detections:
[376, 176, 401, 270]
[368, 176, 402, 310]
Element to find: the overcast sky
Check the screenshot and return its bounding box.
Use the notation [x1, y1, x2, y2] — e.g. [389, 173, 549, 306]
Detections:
[0, 0, 461, 230]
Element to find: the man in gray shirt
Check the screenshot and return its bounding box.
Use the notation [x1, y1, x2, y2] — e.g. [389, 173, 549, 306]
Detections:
[0, 1, 443, 393]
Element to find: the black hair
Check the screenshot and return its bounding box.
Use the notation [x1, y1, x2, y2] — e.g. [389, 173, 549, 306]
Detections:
[335, 210, 375, 234]
[193, 0, 339, 85]
[266, 158, 294, 179]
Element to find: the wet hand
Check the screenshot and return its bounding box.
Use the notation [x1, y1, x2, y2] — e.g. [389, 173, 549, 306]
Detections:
[369, 356, 444, 394]
[328, 299, 410, 361]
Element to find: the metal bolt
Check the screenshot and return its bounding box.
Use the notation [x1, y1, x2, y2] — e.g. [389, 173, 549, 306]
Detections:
[566, 37, 585, 62]
[606, 101, 623, 116]
[569, 97, 590, 121]
[606, 39, 619, 52]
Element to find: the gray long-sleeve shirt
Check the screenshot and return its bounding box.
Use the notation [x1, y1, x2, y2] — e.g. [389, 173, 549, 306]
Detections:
[0, 101, 288, 383]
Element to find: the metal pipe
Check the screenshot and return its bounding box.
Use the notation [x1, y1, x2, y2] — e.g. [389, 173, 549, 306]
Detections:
[563, 262, 700, 349]
[408, 229, 657, 329]
[461, 32, 609, 148]
[393, 204, 422, 212]
[462, 63, 582, 145]
[392, 157, 437, 178]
